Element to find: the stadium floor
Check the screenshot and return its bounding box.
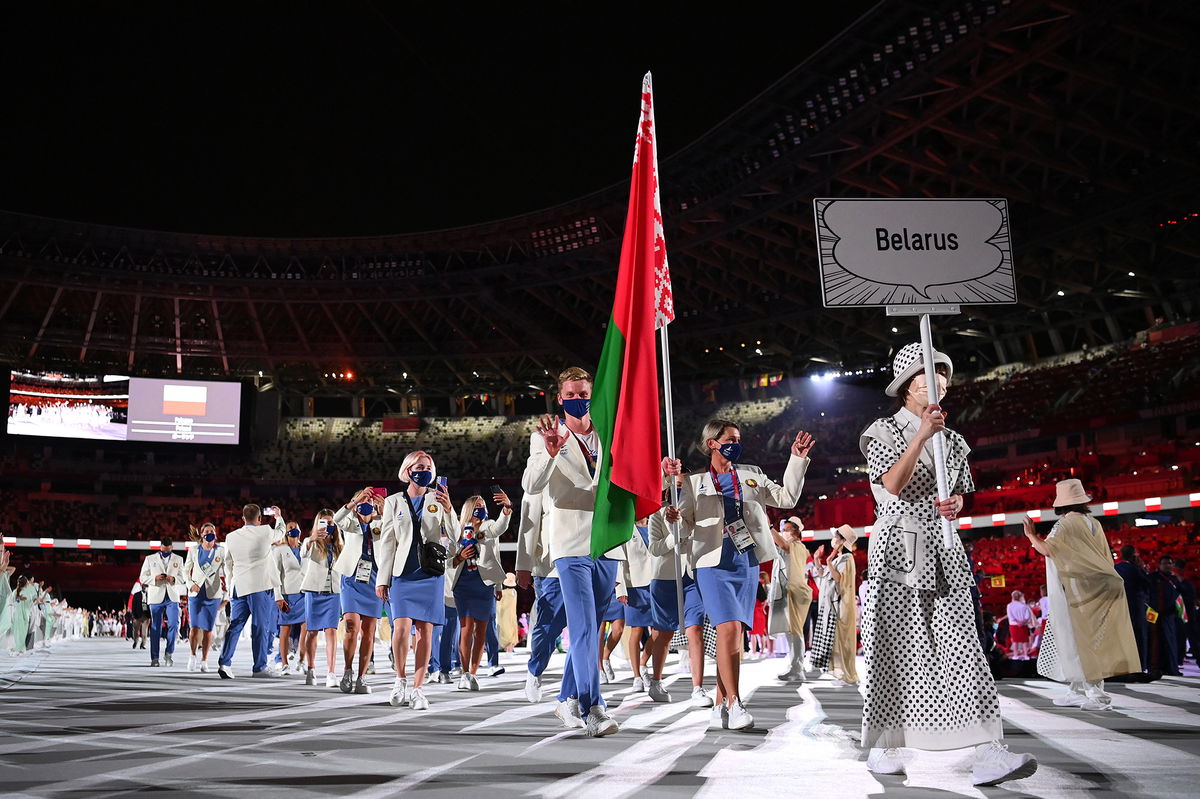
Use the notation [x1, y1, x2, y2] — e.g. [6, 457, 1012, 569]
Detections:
[2, 638, 1198, 798]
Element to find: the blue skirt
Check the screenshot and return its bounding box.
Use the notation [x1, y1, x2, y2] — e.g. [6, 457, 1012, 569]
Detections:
[388, 570, 445, 625]
[649, 576, 705, 631]
[305, 592, 340, 631]
[339, 574, 383, 619]
[453, 569, 496, 622]
[695, 537, 759, 628]
[623, 585, 655, 627]
[600, 582, 624, 622]
[188, 586, 221, 631]
[280, 592, 305, 625]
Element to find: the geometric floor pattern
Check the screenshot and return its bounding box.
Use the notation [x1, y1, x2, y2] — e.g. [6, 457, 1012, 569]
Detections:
[2, 638, 1199, 798]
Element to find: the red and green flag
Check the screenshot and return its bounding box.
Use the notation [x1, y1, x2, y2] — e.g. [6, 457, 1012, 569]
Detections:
[591, 72, 676, 558]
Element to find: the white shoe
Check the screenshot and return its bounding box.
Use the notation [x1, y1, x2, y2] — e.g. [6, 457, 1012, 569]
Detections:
[163, 654, 174, 667]
[555, 699, 586, 729]
[972, 742, 1038, 786]
[584, 705, 619, 737]
[339, 669, 354, 694]
[218, 665, 235, 680]
[279, 663, 292, 676]
[691, 687, 714, 708]
[449, 667, 463, 680]
[457, 674, 471, 691]
[325, 673, 339, 688]
[468, 673, 480, 691]
[1053, 691, 1088, 707]
[524, 674, 542, 703]
[187, 655, 197, 672]
[866, 747, 906, 775]
[602, 659, 616, 682]
[305, 668, 315, 686]
[252, 666, 282, 678]
[726, 699, 754, 730]
[490, 666, 505, 677]
[354, 677, 372, 694]
[1080, 698, 1112, 711]
[409, 688, 429, 711]
[648, 679, 671, 703]
[366, 661, 376, 675]
[200, 661, 210, 673]
[631, 675, 646, 693]
[390, 677, 409, 707]
[709, 702, 727, 729]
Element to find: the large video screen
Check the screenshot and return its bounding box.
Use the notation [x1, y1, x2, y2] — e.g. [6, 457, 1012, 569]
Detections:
[7, 371, 242, 444]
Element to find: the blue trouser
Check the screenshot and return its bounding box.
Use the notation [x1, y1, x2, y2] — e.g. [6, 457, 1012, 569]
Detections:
[555, 556, 617, 712]
[149, 600, 179, 661]
[486, 608, 500, 668]
[218, 589, 276, 673]
[528, 576, 568, 677]
[437, 603, 460, 673]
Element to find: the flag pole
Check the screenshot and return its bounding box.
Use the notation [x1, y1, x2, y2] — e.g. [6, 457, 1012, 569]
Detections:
[658, 323, 688, 633]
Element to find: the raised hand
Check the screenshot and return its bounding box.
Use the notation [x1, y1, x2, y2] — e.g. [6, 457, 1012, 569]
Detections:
[792, 431, 816, 458]
[493, 490, 512, 509]
[536, 414, 568, 458]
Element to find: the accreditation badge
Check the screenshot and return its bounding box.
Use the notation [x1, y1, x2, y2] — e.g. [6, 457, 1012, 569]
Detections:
[724, 519, 755, 552]
[1146, 608, 1159, 624]
[354, 559, 373, 583]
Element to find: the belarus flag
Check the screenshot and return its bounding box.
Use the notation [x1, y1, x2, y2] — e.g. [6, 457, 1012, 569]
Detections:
[162, 384, 208, 416]
[590, 72, 675, 558]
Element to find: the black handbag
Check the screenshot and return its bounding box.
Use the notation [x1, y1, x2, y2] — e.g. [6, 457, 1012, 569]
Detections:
[405, 491, 448, 576]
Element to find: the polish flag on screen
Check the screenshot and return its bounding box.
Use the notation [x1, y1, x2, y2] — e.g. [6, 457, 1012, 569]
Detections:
[162, 384, 208, 416]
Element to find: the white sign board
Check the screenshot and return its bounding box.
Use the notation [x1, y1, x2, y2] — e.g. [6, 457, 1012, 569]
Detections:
[813, 198, 1016, 307]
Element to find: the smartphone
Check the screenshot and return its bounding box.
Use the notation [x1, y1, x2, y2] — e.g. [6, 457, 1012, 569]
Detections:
[372, 487, 388, 499]
[438, 476, 448, 490]
[490, 483, 503, 497]
[262, 507, 276, 517]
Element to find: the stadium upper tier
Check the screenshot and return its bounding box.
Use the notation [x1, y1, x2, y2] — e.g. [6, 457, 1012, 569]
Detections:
[1, 0, 1198, 393]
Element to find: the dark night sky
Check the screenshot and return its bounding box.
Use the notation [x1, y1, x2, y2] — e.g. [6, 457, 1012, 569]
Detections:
[2, 3, 880, 237]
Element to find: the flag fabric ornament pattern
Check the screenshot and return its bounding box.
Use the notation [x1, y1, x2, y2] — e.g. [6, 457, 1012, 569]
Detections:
[161, 384, 208, 416]
[590, 72, 674, 558]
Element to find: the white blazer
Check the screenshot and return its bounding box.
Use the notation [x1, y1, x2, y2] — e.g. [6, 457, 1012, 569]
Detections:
[676, 455, 810, 569]
[183, 544, 227, 600]
[271, 542, 306, 599]
[376, 490, 459, 587]
[331, 507, 386, 579]
[521, 424, 625, 561]
[618, 526, 658, 598]
[139, 552, 187, 604]
[223, 516, 286, 597]
[447, 511, 511, 591]
[299, 539, 341, 594]
[515, 489, 558, 579]
[648, 509, 691, 580]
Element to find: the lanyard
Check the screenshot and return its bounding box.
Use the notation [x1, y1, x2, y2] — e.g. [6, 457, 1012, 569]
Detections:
[359, 522, 374, 562]
[709, 465, 744, 520]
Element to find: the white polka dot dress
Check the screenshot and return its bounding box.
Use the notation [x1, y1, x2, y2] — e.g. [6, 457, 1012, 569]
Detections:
[858, 408, 1002, 751]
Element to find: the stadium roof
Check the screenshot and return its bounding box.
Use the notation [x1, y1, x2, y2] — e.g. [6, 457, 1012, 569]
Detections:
[1, 0, 1198, 397]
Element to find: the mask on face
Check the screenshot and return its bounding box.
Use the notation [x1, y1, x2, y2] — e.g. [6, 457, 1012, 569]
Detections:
[287, 528, 301, 538]
[203, 532, 216, 543]
[717, 442, 743, 463]
[409, 470, 434, 488]
[908, 373, 948, 402]
[159, 551, 171, 559]
[356, 502, 375, 517]
[561, 397, 591, 419]
[472, 507, 489, 520]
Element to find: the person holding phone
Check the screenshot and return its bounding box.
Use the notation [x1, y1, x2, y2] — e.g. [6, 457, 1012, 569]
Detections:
[139, 538, 187, 667]
[331, 488, 384, 695]
[377, 453, 456, 712]
[300, 510, 343, 687]
[272, 520, 308, 676]
[447, 489, 513, 690]
[184, 522, 226, 672]
[662, 419, 814, 732]
[216, 504, 287, 679]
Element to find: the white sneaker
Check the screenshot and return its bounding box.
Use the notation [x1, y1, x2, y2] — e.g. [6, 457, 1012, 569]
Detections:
[468, 673, 480, 691]
[709, 702, 727, 729]
[971, 742, 1038, 786]
[354, 677, 372, 694]
[187, 655, 197, 672]
[602, 659, 616, 683]
[726, 699, 754, 730]
[279, 663, 292, 676]
[200, 661, 210, 673]
[490, 666, 505, 677]
[524, 674, 542, 703]
[390, 677, 409, 707]
[163, 654, 174, 667]
[1053, 691, 1088, 707]
[584, 705, 619, 737]
[555, 699, 586, 729]
[457, 674, 471, 691]
[648, 679, 671, 703]
[866, 747, 906, 775]
[218, 665, 235, 680]
[1080, 698, 1112, 711]
[325, 673, 339, 688]
[305, 668, 315, 686]
[449, 667, 463, 680]
[631, 675, 646, 693]
[691, 687, 714, 708]
[252, 667, 282, 678]
[366, 661, 376, 675]
[339, 669, 354, 694]
[409, 688, 429, 711]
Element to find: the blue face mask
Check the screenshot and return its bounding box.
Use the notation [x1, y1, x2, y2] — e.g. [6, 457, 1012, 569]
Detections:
[472, 507, 488, 520]
[356, 502, 375, 516]
[718, 442, 743, 463]
[159, 551, 171, 559]
[325, 524, 337, 536]
[562, 397, 591, 419]
[409, 470, 434, 487]
[287, 528, 301, 538]
[203, 533, 216, 543]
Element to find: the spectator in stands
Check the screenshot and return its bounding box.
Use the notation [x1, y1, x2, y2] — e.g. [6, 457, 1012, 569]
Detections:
[1146, 556, 1183, 676]
[1173, 558, 1198, 664]
[1115, 545, 1150, 669]
[1022, 480, 1140, 710]
[1006, 591, 1034, 661]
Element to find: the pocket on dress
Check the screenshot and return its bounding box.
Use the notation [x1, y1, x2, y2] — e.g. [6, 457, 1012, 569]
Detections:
[883, 526, 918, 574]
